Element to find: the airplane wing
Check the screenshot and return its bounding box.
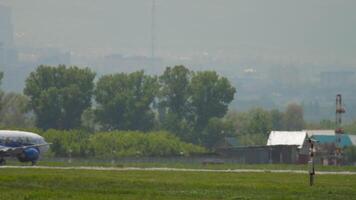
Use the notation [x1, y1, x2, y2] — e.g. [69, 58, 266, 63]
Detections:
[0, 143, 51, 156]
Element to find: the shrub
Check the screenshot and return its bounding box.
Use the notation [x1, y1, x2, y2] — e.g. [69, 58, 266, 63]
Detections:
[40, 130, 206, 158]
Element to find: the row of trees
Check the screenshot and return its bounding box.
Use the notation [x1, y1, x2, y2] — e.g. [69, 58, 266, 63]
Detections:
[20, 65, 236, 148]
[4, 64, 355, 151]
[224, 104, 305, 146]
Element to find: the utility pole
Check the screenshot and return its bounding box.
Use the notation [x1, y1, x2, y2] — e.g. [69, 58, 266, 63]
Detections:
[308, 138, 316, 186]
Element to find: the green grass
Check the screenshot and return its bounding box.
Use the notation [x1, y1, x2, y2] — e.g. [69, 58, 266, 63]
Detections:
[0, 168, 355, 200]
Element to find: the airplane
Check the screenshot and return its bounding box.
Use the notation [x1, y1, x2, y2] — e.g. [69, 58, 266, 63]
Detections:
[0, 130, 50, 165]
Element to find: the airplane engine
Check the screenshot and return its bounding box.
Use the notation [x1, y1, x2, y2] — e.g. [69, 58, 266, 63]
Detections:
[17, 147, 40, 163]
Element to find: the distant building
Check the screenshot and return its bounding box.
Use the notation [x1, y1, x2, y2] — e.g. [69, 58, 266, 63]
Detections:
[37, 49, 71, 66]
[320, 71, 355, 88]
[88, 54, 163, 74]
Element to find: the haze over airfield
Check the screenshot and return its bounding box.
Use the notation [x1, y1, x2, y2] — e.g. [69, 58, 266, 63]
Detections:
[1, 0, 356, 65]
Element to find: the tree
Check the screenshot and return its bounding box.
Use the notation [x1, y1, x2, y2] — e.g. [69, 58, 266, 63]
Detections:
[158, 66, 193, 137]
[95, 71, 158, 131]
[270, 109, 284, 130]
[159, 65, 192, 118]
[200, 117, 234, 149]
[246, 108, 272, 136]
[284, 103, 305, 131]
[81, 108, 99, 132]
[24, 65, 96, 130]
[0, 93, 34, 128]
[225, 109, 272, 146]
[190, 71, 236, 131]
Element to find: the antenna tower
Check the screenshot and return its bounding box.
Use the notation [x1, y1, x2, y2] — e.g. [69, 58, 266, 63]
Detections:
[151, 0, 156, 59]
[335, 94, 345, 164]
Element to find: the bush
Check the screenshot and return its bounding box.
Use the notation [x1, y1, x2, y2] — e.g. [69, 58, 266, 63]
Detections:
[41, 129, 92, 157]
[40, 130, 206, 158]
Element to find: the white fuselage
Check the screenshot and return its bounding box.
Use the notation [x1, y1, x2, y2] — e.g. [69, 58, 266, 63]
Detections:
[0, 130, 49, 153]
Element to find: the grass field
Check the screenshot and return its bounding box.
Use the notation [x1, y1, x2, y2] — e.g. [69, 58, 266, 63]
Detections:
[0, 168, 355, 200]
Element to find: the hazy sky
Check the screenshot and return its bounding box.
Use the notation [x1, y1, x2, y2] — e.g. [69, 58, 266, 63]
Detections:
[1, 0, 356, 64]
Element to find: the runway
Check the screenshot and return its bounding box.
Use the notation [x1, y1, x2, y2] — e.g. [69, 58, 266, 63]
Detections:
[1, 165, 356, 175]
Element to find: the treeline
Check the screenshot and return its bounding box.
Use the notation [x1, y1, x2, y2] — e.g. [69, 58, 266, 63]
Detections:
[1, 65, 355, 152]
[224, 104, 305, 146]
[0, 65, 236, 149]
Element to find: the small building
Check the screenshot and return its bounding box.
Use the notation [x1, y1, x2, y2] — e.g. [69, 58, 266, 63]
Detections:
[217, 145, 299, 164]
[311, 134, 354, 165]
[267, 131, 309, 163]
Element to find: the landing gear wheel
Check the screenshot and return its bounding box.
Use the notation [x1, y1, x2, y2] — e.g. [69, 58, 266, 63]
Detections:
[31, 161, 36, 166]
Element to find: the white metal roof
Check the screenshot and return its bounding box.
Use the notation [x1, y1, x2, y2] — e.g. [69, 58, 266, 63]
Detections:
[304, 130, 335, 137]
[267, 131, 307, 149]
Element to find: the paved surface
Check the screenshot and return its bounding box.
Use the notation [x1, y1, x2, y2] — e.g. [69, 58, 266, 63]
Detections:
[1, 166, 356, 175]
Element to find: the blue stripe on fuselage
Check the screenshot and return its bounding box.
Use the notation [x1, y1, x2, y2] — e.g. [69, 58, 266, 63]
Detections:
[0, 142, 34, 148]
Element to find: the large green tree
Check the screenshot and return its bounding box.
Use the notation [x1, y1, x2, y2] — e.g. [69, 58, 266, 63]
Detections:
[284, 103, 305, 131]
[95, 71, 158, 131]
[24, 65, 96, 130]
[159, 65, 192, 118]
[158, 66, 193, 138]
[190, 71, 236, 132]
